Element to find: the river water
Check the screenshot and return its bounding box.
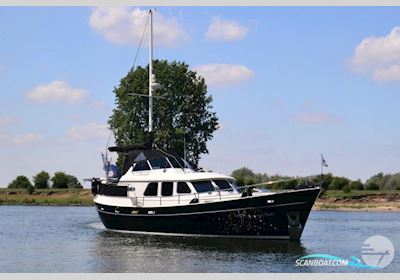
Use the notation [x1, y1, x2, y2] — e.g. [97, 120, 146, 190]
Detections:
[0, 206, 398, 272]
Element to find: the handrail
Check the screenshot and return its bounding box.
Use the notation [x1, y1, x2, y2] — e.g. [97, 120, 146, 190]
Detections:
[236, 174, 320, 189]
[126, 183, 319, 208]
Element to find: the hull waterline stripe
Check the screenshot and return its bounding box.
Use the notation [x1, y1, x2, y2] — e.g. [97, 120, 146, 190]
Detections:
[97, 201, 309, 217]
[106, 229, 290, 240]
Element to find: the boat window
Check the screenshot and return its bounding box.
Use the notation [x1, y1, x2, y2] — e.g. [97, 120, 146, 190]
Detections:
[192, 181, 215, 193]
[177, 182, 191, 193]
[161, 182, 173, 196]
[214, 180, 232, 191]
[133, 160, 151, 171]
[144, 183, 158, 196]
[149, 157, 171, 169]
[167, 157, 181, 168]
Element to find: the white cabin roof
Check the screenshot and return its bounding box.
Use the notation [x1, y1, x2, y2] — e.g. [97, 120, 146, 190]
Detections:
[118, 167, 234, 184]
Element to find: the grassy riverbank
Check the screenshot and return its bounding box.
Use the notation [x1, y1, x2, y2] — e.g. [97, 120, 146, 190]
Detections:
[0, 188, 93, 206]
[315, 189, 400, 211]
[0, 188, 399, 210]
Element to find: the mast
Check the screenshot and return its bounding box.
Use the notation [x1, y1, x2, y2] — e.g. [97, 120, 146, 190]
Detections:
[148, 9, 154, 133]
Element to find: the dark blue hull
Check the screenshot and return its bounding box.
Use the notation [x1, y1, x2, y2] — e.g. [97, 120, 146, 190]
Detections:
[96, 188, 320, 240]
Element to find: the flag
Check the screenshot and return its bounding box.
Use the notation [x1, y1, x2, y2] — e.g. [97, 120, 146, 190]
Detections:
[321, 154, 328, 167]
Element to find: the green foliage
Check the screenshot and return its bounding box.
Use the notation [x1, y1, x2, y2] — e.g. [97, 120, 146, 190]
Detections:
[343, 185, 351, 193]
[52, 172, 69, 188]
[66, 175, 83, 189]
[109, 60, 219, 167]
[230, 167, 400, 192]
[365, 172, 400, 190]
[51, 172, 82, 189]
[7, 175, 33, 189]
[349, 180, 364, 190]
[27, 184, 35, 195]
[318, 173, 333, 189]
[328, 176, 350, 190]
[231, 167, 265, 186]
[365, 182, 380, 190]
[33, 171, 50, 189]
[230, 167, 299, 189]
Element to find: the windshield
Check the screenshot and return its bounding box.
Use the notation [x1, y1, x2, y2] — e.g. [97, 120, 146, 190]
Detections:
[149, 157, 171, 169]
[191, 181, 215, 193]
[213, 180, 233, 191]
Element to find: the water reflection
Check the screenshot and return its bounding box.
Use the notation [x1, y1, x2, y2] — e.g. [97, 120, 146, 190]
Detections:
[90, 230, 314, 272]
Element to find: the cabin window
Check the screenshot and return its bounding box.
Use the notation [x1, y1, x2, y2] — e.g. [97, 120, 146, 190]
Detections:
[144, 182, 158, 196]
[133, 161, 150, 171]
[214, 180, 232, 190]
[149, 158, 170, 169]
[192, 181, 215, 193]
[177, 182, 191, 194]
[161, 182, 173, 196]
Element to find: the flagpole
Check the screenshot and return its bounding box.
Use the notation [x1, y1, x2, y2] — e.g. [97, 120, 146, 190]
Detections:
[320, 154, 328, 187]
[320, 153, 323, 177]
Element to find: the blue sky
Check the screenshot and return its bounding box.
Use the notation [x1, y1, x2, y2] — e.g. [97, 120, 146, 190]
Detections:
[1, 7, 400, 187]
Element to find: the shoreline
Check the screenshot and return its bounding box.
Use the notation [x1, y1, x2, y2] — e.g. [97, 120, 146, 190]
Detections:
[0, 188, 399, 211]
[313, 204, 400, 212]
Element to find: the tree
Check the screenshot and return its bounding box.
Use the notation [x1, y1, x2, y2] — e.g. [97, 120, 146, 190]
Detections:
[51, 172, 69, 189]
[365, 182, 379, 190]
[66, 175, 83, 189]
[52, 172, 83, 189]
[365, 172, 385, 190]
[317, 173, 333, 189]
[343, 185, 351, 193]
[328, 176, 350, 190]
[8, 175, 33, 189]
[349, 180, 364, 190]
[231, 167, 256, 186]
[108, 60, 218, 167]
[33, 171, 50, 189]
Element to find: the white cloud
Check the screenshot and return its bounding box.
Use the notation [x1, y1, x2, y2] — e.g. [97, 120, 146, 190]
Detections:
[68, 122, 110, 141]
[193, 64, 254, 87]
[351, 27, 400, 83]
[351, 27, 400, 71]
[89, 7, 189, 47]
[295, 112, 337, 124]
[205, 17, 248, 42]
[0, 132, 43, 145]
[373, 64, 400, 82]
[0, 115, 16, 127]
[26, 81, 89, 104]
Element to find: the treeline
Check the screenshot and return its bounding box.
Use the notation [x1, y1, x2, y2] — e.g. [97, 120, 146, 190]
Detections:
[231, 167, 400, 191]
[7, 171, 82, 194]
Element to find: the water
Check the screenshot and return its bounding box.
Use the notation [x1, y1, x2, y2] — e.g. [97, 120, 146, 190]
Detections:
[0, 206, 398, 272]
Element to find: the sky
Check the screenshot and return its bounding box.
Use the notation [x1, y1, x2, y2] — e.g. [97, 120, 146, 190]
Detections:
[1, 6, 400, 187]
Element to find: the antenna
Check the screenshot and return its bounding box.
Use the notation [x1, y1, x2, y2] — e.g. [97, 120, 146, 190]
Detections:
[147, 9, 160, 133]
[149, 9, 153, 132]
[127, 10, 161, 136]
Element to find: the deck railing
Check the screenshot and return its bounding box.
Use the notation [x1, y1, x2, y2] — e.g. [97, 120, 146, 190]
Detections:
[127, 189, 244, 207]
